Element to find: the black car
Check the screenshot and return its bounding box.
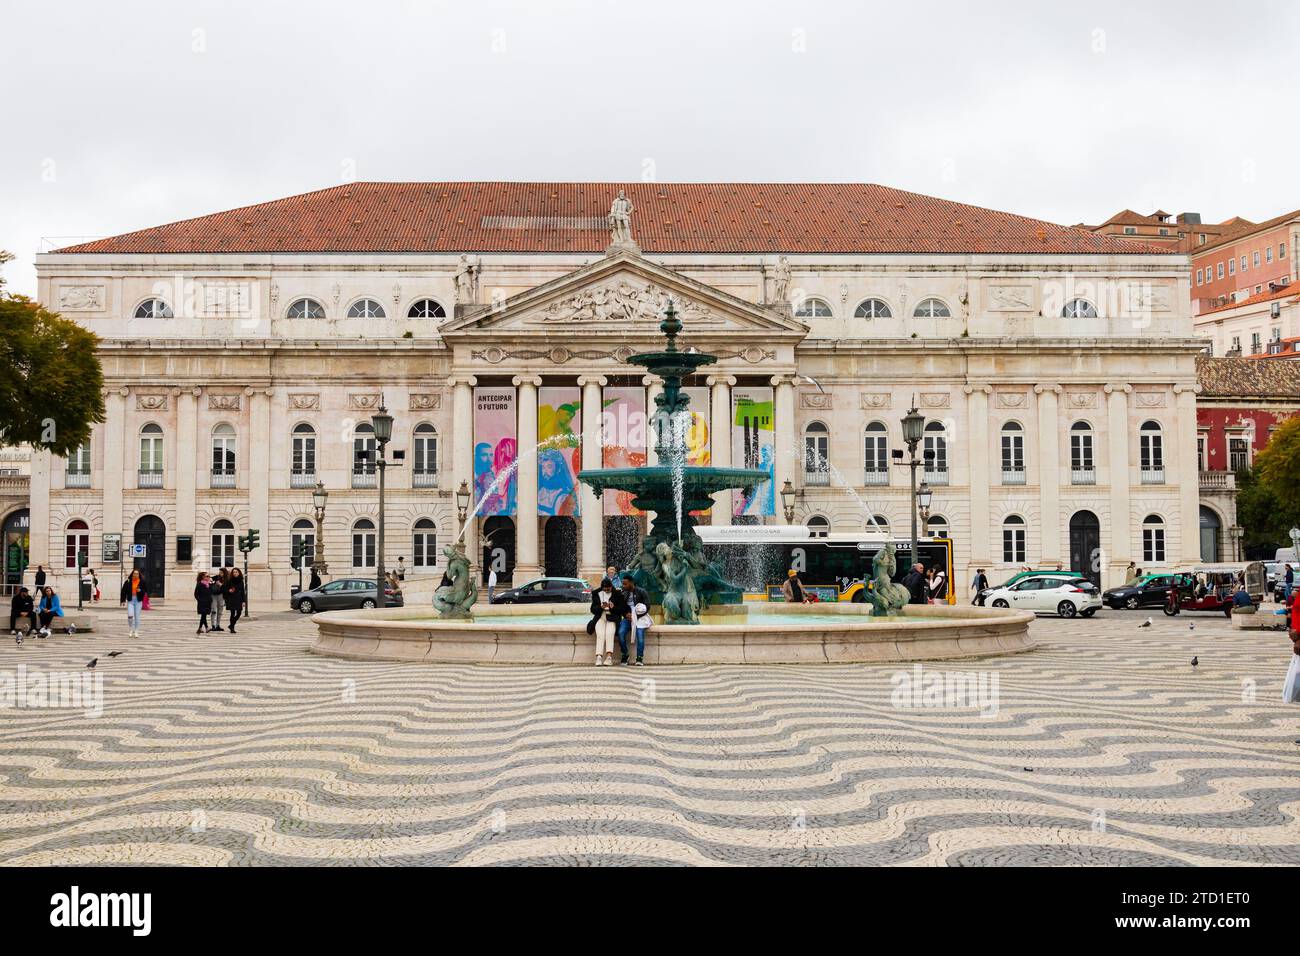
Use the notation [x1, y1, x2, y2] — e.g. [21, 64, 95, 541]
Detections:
[292, 578, 404, 613]
[490, 577, 591, 605]
[1102, 574, 1176, 610]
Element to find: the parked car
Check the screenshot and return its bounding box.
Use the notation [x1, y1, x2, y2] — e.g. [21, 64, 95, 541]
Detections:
[490, 577, 591, 605]
[292, 578, 403, 613]
[985, 576, 1101, 618]
[976, 569, 1084, 606]
[1103, 573, 1178, 610]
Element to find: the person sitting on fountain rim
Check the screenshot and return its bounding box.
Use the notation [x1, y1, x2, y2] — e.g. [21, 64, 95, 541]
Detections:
[903, 563, 929, 605]
[782, 569, 812, 604]
[618, 572, 650, 664]
[589, 577, 629, 666]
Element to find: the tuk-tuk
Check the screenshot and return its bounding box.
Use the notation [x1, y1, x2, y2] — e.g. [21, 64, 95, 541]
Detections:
[1162, 563, 1266, 616]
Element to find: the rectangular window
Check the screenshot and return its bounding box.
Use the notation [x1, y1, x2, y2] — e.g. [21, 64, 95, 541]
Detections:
[352, 531, 376, 568]
[211, 532, 235, 568]
[64, 530, 89, 569]
[1241, 255, 1248, 271]
[1231, 335, 1241, 353]
[1253, 251, 1261, 267]
[863, 430, 888, 484]
[1196, 268, 1203, 285]
[1143, 526, 1166, 563]
[1267, 246, 1274, 263]
[1196, 435, 1206, 472]
[1229, 258, 1236, 275]
[1251, 332, 1262, 353]
[1228, 437, 1251, 472]
[1281, 242, 1287, 258]
[1002, 526, 1026, 564]
[292, 435, 316, 474]
[413, 530, 437, 567]
[290, 530, 315, 568]
[1123, 226, 1136, 235]
[1217, 263, 1225, 279]
[1000, 429, 1024, 483]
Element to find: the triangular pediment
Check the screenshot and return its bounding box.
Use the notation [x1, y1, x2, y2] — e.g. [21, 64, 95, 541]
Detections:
[439, 252, 808, 341]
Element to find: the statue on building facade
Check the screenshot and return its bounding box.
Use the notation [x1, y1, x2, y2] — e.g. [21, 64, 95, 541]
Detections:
[607, 190, 638, 252]
[454, 255, 479, 304]
[771, 255, 792, 304]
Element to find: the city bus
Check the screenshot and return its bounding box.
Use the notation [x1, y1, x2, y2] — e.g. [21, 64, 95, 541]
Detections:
[696, 525, 956, 604]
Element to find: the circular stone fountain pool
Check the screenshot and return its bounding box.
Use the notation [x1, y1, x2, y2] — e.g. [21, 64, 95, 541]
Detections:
[309, 602, 1036, 665]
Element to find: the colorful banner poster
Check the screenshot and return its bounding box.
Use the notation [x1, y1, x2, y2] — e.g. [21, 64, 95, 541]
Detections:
[473, 386, 517, 516]
[602, 386, 647, 516]
[681, 385, 711, 516]
[732, 386, 775, 516]
[538, 386, 581, 517]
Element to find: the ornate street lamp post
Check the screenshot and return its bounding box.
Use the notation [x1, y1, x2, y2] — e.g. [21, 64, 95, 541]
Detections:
[917, 481, 933, 529]
[311, 481, 329, 576]
[900, 406, 926, 564]
[371, 404, 394, 610]
[456, 480, 471, 526]
[780, 479, 796, 524]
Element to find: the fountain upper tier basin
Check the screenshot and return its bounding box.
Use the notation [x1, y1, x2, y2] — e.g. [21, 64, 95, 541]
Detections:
[310, 602, 1037, 665]
[579, 465, 771, 506]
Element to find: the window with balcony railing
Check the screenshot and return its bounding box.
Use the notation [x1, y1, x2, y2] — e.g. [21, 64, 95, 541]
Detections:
[138, 469, 163, 488]
[290, 472, 316, 488]
[65, 471, 91, 488]
[211, 470, 236, 489]
[1071, 469, 1096, 485]
[1001, 468, 1026, 485]
[413, 424, 438, 487]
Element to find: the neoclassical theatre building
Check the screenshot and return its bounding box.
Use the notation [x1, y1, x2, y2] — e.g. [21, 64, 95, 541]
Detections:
[28, 182, 1205, 600]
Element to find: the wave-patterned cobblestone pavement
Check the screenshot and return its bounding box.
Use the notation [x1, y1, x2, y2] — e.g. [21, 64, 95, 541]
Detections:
[2, 608, 1299, 866]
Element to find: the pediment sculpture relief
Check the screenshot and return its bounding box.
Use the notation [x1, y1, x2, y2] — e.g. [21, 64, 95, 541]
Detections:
[532, 280, 716, 326]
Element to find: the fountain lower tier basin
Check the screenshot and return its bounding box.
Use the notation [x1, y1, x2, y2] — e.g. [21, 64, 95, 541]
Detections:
[310, 603, 1036, 664]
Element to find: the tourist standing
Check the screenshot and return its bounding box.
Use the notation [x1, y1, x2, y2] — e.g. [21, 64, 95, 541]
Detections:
[589, 577, 626, 666]
[224, 568, 246, 634]
[971, 568, 988, 606]
[33, 565, 46, 588]
[1124, 562, 1138, 585]
[782, 569, 812, 604]
[631, 601, 652, 666]
[195, 571, 213, 634]
[209, 570, 226, 631]
[309, 566, 322, 591]
[10, 587, 38, 643]
[618, 573, 650, 664]
[487, 567, 498, 603]
[929, 566, 947, 603]
[1285, 564, 1294, 603]
[120, 569, 147, 638]
[396, 557, 406, 581]
[903, 563, 929, 605]
[37, 587, 64, 636]
[91, 569, 100, 601]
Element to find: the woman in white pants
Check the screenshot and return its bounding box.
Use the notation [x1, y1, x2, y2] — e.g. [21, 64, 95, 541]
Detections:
[588, 578, 625, 666]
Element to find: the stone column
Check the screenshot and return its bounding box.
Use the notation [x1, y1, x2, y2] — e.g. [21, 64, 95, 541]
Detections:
[578, 374, 607, 583]
[176, 387, 199, 553]
[707, 374, 736, 525]
[248, 389, 272, 593]
[771, 375, 796, 522]
[1174, 383, 1202, 563]
[963, 385, 993, 576]
[513, 374, 542, 580]
[28, 448, 51, 575]
[643, 376, 663, 531]
[102, 387, 128, 546]
[1035, 383, 1063, 566]
[451, 375, 478, 565]
[1104, 383, 1133, 586]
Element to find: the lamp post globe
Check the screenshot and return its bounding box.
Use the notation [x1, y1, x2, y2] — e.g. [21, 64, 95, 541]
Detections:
[780, 479, 796, 524]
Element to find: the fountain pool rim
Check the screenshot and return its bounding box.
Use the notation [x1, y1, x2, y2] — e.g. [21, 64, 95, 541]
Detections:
[309, 602, 1037, 665]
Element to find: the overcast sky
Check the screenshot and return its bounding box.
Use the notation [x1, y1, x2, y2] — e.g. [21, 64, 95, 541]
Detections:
[2, 0, 1296, 295]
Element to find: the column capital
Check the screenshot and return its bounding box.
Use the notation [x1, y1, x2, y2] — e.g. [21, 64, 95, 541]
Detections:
[448, 375, 478, 388]
[770, 374, 795, 388]
[1173, 383, 1201, 395]
[1103, 383, 1132, 395]
[706, 374, 737, 388]
[962, 384, 993, 396]
[1033, 383, 1063, 395]
[576, 374, 608, 388]
[511, 374, 543, 389]
[642, 374, 664, 388]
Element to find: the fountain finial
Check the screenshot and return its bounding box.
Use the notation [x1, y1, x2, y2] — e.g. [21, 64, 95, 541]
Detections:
[661, 299, 682, 352]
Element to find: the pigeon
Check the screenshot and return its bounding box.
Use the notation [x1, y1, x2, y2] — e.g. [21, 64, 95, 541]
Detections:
[1023, 767, 1034, 772]
[1139, 618, 1153, 628]
[1188, 622, 1195, 631]
[106, 651, 125, 658]
[86, 658, 97, 669]
[1191, 656, 1199, 668]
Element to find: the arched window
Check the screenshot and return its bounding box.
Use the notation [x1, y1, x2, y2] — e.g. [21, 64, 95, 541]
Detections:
[869, 515, 890, 535]
[139, 423, 163, 487]
[346, 298, 386, 319]
[352, 518, 376, 567]
[1062, 298, 1098, 319]
[926, 514, 948, 537]
[1000, 421, 1025, 483]
[291, 518, 315, 569]
[794, 297, 834, 318]
[291, 423, 316, 487]
[1140, 420, 1164, 483]
[923, 421, 948, 484]
[408, 299, 446, 320]
[803, 421, 829, 484]
[1002, 515, 1026, 564]
[863, 421, 889, 485]
[412, 518, 438, 567]
[133, 298, 174, 319]
[211, 423, 236, 487]
[1142, 514, 1166, 563]
[211, 519, 236, 568]
[807, 515, 830, 538]
[854, 298, 891, 319]
[287, 297, 325, 319]
[413, 423, 438, 487]
[1070, 421, 1095, 484]
[64, 519, 89, 569]
[913, 297, 951, 318]
[352, 423, 376, 487]
[65, 442, 91, 487]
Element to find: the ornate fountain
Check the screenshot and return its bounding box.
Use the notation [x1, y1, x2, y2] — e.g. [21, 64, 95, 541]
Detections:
[577, 301, 769, 623]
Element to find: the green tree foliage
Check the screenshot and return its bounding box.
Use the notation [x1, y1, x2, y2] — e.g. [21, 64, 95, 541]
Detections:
[0, 260, 106, 455]
[1235, 464, 1300, 558]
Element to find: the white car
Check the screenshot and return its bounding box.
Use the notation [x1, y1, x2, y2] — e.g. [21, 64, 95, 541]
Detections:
[984, 576, 1101, 618]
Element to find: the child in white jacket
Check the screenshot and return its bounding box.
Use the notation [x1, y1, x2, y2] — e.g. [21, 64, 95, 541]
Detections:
[632, 602, 652, 666]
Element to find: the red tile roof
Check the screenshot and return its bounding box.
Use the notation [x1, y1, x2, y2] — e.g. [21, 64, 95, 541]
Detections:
[52, 182, 1174, 256]
[1197, 281, 1299, 316]
[1194, 208, 1300, 255]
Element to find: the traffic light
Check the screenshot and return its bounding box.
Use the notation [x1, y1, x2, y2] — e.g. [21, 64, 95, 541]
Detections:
[247, 528, 261, 551]
[291, 540, 304, 569]
[237, 534, 249, 552]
